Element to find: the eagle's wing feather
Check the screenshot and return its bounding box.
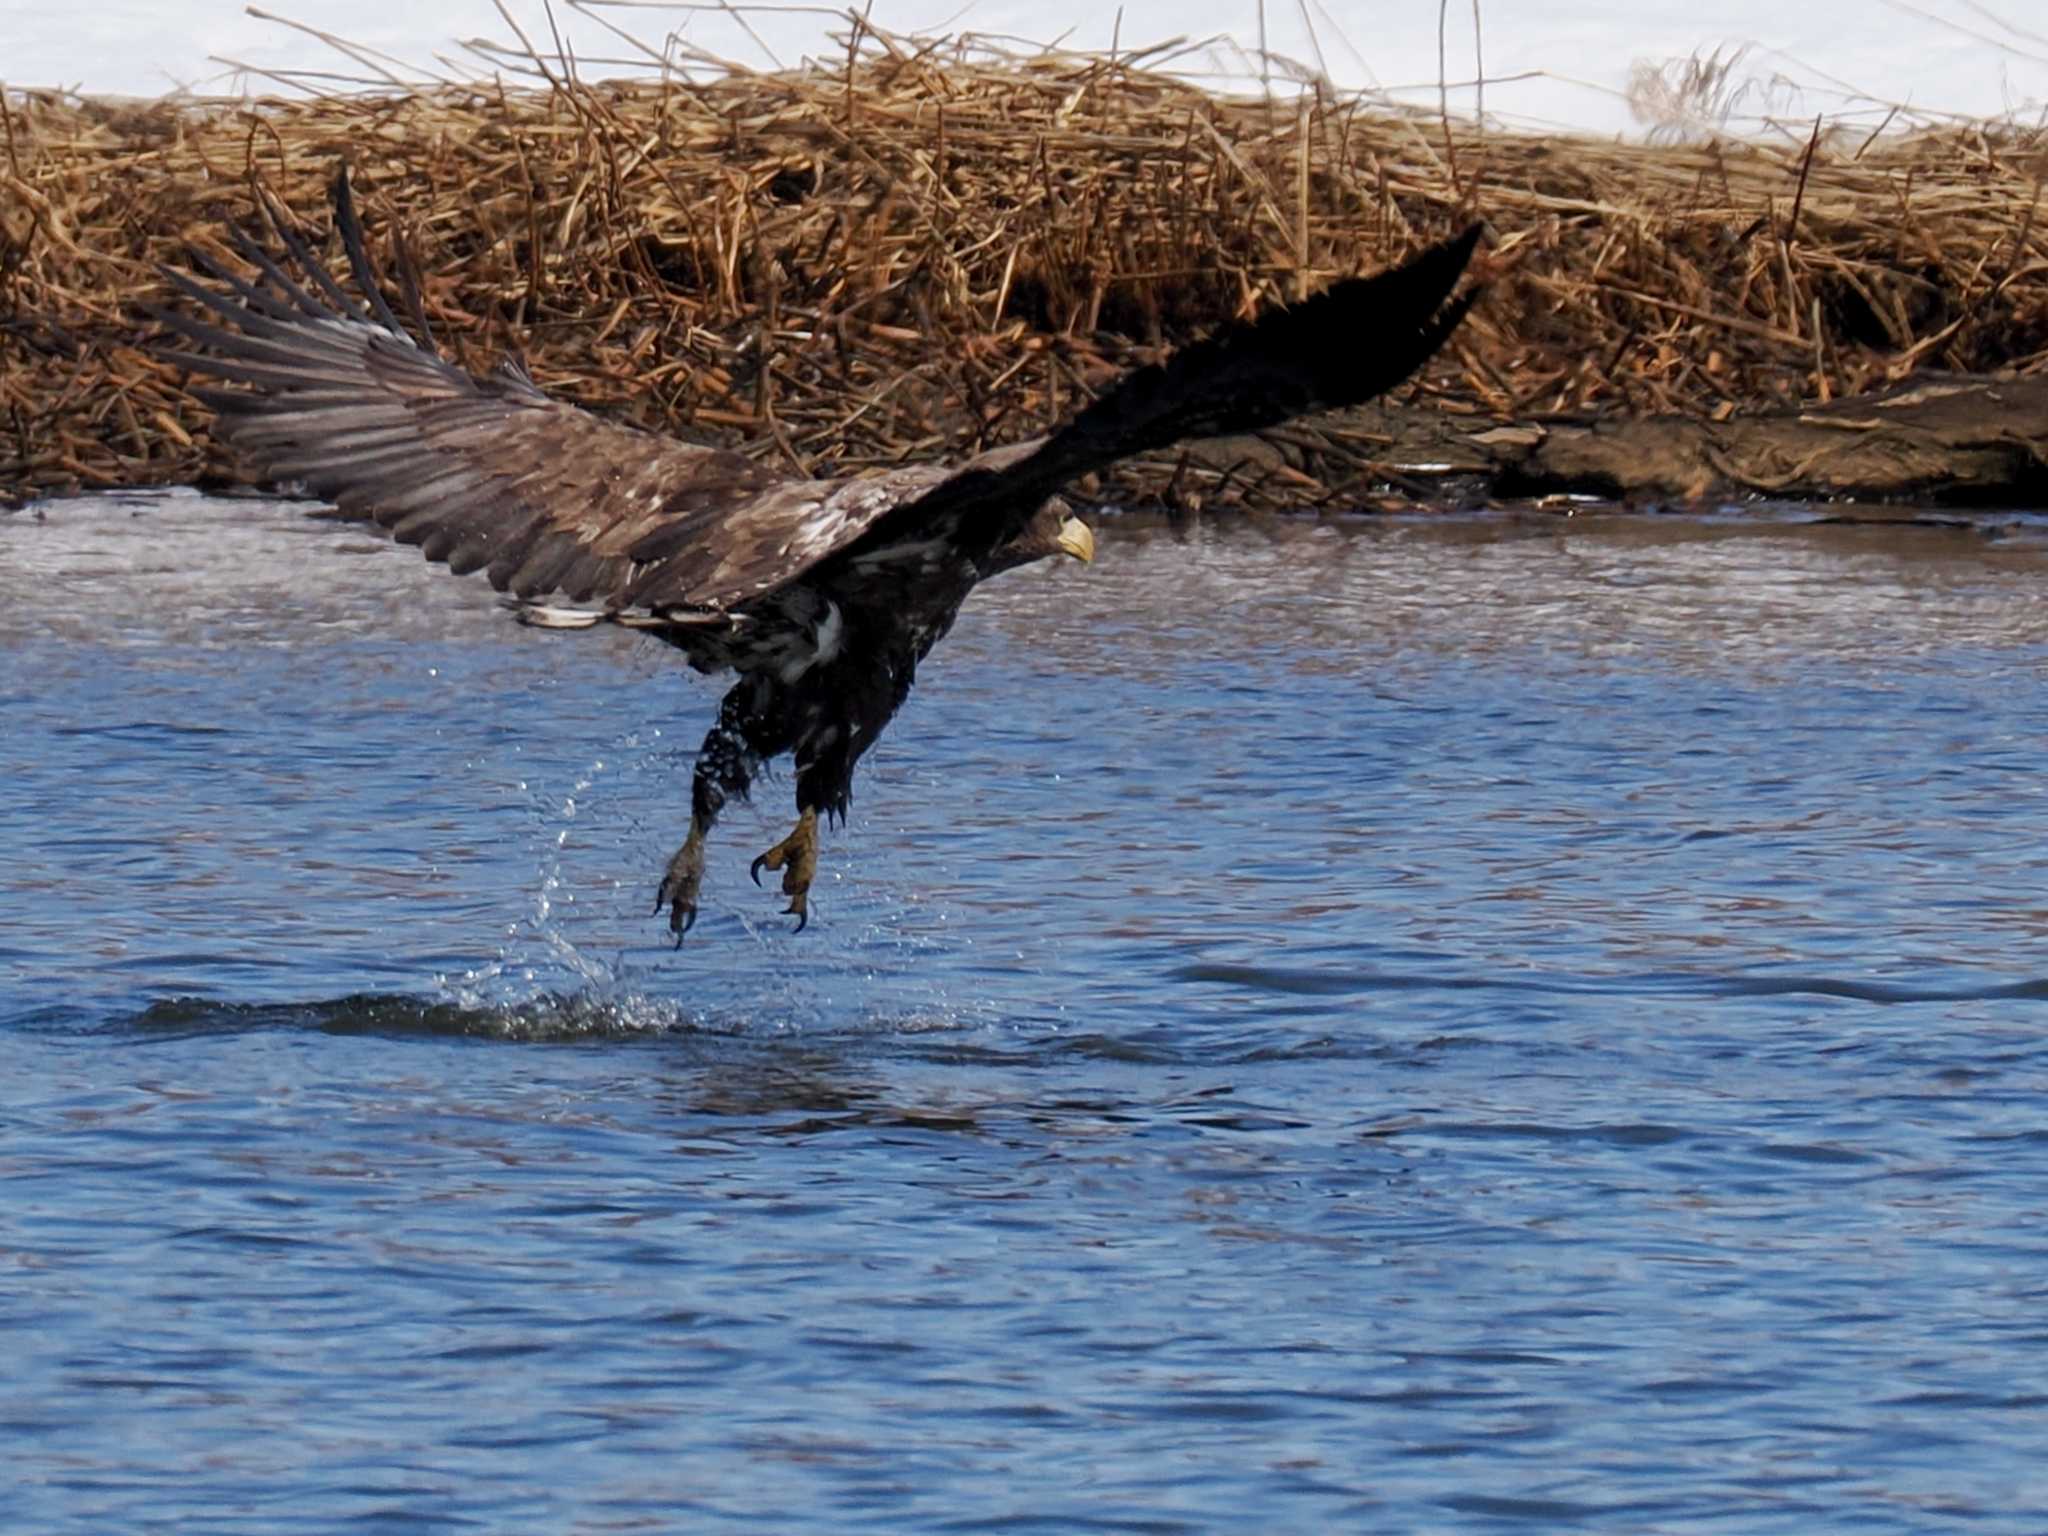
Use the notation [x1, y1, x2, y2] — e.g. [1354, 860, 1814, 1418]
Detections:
[163, 171, 1477, 615]
[830, 224, 1485, 571]
[158, 172, 925, 612]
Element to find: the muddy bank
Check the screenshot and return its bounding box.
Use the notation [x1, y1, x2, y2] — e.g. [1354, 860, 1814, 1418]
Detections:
[1260, 373, 2048, 510]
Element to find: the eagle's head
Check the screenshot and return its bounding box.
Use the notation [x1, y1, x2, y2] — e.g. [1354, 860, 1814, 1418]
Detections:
[987, 497, 1096, 575]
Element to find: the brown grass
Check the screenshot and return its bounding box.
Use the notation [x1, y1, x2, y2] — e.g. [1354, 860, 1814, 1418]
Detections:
[4, 20, 2047, 510]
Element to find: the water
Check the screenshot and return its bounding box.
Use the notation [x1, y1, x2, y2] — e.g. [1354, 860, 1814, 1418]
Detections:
[6, 490, 2048, 1532]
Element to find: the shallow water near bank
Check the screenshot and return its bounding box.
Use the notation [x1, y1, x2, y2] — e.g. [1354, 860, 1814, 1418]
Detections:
[6, 490, 2048, 1532]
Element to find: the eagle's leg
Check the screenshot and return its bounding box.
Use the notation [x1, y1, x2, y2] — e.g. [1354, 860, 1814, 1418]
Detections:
[656, 687, 775, 943]
[749, 808, 820, 933]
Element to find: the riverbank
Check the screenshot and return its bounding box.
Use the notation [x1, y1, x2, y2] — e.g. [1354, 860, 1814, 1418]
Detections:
[5, 24, 2045, 509]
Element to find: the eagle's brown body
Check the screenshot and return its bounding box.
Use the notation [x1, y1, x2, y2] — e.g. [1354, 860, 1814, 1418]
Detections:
[158, 172, 1480, 940]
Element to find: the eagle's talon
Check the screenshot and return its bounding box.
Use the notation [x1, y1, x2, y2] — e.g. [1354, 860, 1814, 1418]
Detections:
[753, 809, 819, 933]
[659, 831, 706, 942]
[749, 853, 767, 887]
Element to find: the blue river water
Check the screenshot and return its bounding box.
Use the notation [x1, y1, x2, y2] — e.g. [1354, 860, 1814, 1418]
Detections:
[5, 490, 2048, 1532]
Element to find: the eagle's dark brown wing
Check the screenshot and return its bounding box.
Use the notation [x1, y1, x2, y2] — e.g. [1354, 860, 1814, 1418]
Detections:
[157, 172, 942, 614]
[827, 223, 1484, 573]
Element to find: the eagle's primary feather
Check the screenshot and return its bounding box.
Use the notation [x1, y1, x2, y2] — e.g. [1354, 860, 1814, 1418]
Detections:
[157, 169, 1481, 940]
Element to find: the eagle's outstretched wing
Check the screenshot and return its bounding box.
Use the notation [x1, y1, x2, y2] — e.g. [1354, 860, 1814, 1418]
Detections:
[820, 223, 1484, 575]
[161, 169, 1479, 614]
[156, 169, 945, 614]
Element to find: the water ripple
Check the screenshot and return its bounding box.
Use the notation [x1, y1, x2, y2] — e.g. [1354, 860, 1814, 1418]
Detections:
[1176, 961, 2048, 1005]
[8, 496, 2048, 1533]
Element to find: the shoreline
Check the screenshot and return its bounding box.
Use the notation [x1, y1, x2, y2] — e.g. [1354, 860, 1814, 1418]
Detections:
[6, 33, 2045, 510]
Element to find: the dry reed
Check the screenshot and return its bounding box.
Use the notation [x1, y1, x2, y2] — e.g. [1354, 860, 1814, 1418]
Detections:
[4, 20, 2046, 510]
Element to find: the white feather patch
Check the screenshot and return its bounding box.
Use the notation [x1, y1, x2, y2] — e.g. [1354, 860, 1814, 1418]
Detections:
[813, 601, 845, 664]
[516, 604, 604, 629]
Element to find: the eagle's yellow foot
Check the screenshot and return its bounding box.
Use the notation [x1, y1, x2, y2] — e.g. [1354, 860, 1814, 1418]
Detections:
[749, 808, 819, 933]
[655, 827, 706, 945]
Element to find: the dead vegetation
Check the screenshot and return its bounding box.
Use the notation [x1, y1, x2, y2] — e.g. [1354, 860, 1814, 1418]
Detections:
[4, 19, 2047, 510]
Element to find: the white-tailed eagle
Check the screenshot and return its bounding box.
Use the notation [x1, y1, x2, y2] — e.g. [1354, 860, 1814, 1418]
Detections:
[157, 171, 1480, 941]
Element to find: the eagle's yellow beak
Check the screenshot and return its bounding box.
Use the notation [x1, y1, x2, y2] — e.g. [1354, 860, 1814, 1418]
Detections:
[1056, 516, 1096, 565]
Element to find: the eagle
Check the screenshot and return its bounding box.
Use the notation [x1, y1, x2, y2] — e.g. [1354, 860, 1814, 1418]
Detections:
[157, 171, 1480, 942]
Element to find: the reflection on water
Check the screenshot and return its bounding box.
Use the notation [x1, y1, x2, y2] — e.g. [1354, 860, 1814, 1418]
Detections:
[5, 490, 2048, 1533]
